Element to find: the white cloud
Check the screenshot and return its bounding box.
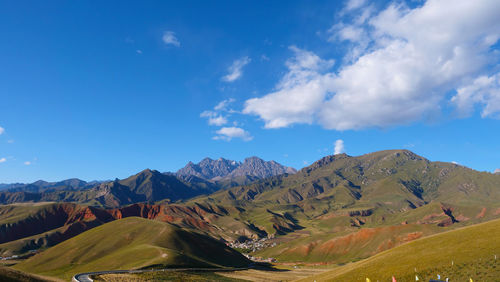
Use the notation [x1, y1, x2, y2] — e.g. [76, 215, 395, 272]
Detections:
[162, 31, 180, 47]
[200, 111, 228, 126]
[334, 139, 345, 155]
[136, 49, 143, 54]
[222, 56, 251, 82]
[24, 161, 31, 166]
[0, 158, 6, 163]
[451, 161, 459, 165]
[243, 46, 335, 128]
[452, 72, 500, 119]
[200, 98, 237, 126]
[0, 126, 4, 135]
[213, 127, 253, 141]
[7, 140, 14, 144]
[243, 0, 500, 130]
[345, 0, 367, 11]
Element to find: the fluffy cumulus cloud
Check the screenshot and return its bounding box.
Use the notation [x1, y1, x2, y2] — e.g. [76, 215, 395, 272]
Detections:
[162, 31, 180, 47]
[452, 73, 500, 119]
[24, 161, 31, 166]
[0, 158, 6, 163]
[213, 127, 253, 141]
[244, 47, 335, 128]
[222, 56, 251, 82]
[243, 0, 500, 130]
[334, 139, 345, 155]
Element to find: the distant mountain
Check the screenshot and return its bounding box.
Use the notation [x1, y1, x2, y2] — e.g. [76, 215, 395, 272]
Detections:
[0, 169, 218, 208]
[176, 156, 296, 181]
[88, 169, 216, 207]
[1, 178, 92, 193]
[177, 158, 241, 179]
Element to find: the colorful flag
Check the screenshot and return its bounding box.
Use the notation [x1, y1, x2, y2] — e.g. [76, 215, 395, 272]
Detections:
[415, 275, 419, 281]
[437, 274, 441, 279]
[366, 278, 371, 282]
[470, 278, 473, 282]
[392, 276, 397, 282]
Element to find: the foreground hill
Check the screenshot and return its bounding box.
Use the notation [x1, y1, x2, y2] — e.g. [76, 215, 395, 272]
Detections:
[302, 217, 500, 281]
[0, 202, 248, 257]
[0, 266, 54, 282]
[14, 217, 250, 280]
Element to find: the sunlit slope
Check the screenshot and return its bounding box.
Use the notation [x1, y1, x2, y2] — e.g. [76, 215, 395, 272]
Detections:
[0, 266, 55, 282]
[14, 217, 250, 280]
[300, 218, 500, 281]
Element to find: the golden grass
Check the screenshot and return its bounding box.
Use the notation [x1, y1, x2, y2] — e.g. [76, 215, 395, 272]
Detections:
[299, 218, 500, 281]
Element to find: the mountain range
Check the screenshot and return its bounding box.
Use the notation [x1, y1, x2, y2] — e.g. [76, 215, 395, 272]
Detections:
[0, 157, 296, 207]
[1, 149, 500, 280]
[176, 156, 296, 180]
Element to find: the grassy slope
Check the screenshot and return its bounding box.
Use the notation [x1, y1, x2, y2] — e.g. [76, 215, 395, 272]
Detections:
[0, 266, 57, 282]
[301, 218, 500, 281]
[14, 217, 249, 280]
[95, 271, 246, 282]
[0, 203, 59, 225]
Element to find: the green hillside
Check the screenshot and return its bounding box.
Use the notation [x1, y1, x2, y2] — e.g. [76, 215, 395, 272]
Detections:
[14, 217, 250, 280]
[3, 150, 500, 272]
[0, 266, 55, 282]
[301, 218, 500, 281]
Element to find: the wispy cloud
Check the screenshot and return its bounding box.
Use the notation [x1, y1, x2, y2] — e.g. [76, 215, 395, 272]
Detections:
[0, 158, 6, 163]
[7, 140, 14, 144]
[214, 98, 236, 111]
[222, 56, 251, 82]
[200, 98, 236, 126]
[24, 161, 32, 166]
[136, 49, 143, 54]
[0, 126, 4, 135]
[162, 31, 180, 47]
[334, 139, 345, 155]
[213, 127, 253, 141]
[200, 111, 228, 126]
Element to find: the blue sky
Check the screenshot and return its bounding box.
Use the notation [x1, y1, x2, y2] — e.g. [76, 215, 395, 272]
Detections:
[1, 0, 499, 183]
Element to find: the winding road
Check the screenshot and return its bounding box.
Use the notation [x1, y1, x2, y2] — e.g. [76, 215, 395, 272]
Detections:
[72, 267, 250, 282]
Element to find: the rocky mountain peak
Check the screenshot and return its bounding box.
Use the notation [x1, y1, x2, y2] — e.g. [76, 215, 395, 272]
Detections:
[176, 156, 295, 180]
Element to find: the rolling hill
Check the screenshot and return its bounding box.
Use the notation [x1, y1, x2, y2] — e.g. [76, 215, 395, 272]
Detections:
[301, 217, 500, 281]
[2, 149, 500, 270]
[14, 217, 250, 280]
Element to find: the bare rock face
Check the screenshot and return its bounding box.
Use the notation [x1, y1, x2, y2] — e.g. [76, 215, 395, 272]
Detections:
[176, 156, 296, 180]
